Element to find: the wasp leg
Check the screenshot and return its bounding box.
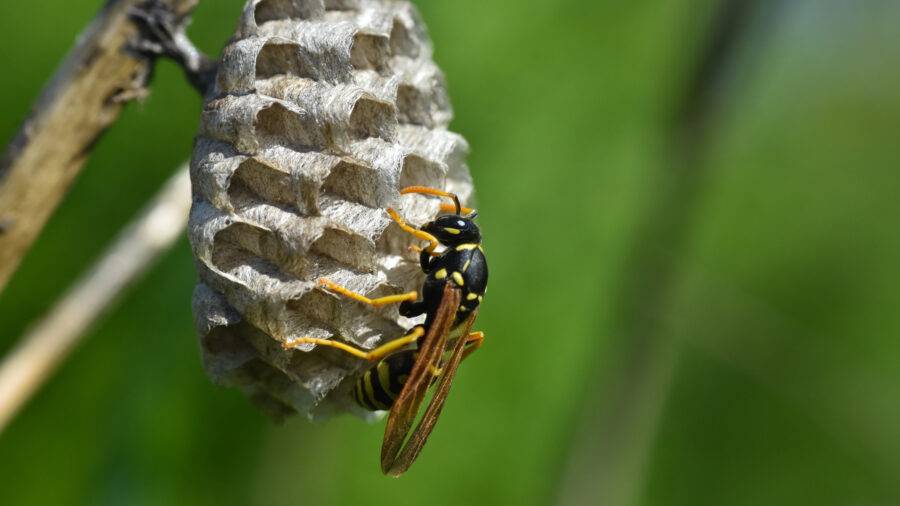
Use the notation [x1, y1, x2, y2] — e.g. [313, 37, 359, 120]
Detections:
[435, 331, 484, 371]
[408, 245, 440, 257]
[387, 207, 439, 254]
[400, 300, 427, 318]
[408, 245, 441, 275]
[318, 278, 417, 307]
[461, 331, 484, 362]
[431, 330, 482, 374]
[399, 186, 475, 215]
[283, 326, 425, 362]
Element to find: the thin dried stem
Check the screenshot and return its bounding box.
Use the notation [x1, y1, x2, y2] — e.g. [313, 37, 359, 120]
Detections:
[0, 166, 191, 434]
[0, 0, 200, 294]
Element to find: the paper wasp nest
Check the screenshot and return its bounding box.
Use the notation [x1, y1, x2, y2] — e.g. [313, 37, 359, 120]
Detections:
[188, 0, 472, 420]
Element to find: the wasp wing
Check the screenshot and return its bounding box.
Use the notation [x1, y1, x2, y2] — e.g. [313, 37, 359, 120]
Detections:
[387, 304, 479, 477]
[380, 283, 460, 474]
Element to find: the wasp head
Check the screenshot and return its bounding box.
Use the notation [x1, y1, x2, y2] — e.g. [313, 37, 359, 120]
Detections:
[422, 214, 481, 247]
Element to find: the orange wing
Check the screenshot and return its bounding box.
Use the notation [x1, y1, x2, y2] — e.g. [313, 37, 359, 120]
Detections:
[387, 305, 479, 476]
[380, 283, 460, 474]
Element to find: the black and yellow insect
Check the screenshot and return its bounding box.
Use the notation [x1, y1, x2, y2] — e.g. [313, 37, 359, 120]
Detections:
[283, 186, 487, 476]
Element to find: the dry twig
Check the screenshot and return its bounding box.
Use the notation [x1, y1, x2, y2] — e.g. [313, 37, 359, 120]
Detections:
[0, 0, 199, 294]
[0, 165, 191, 433]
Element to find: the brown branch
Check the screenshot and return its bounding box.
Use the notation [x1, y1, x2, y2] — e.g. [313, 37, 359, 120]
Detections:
[0, 165, 190, 434]
[0, 0, 200, 294]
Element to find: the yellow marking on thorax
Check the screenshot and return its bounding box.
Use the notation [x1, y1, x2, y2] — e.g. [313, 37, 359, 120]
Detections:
[467, 293, 478, 301]
[456, 243, 478, 251]
[434, 268, 448, 280]
[462, 258, 471, 272]
[444, 227, 461, 234]
[452, 271, 464, 286]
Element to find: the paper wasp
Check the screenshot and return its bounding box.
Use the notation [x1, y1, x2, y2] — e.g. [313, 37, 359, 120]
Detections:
[284, 186, 487, 476]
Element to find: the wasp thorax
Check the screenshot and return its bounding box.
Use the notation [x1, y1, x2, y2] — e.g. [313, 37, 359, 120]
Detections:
[188, 0, 475, 421]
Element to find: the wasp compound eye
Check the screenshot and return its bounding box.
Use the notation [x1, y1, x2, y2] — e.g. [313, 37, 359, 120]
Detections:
[188, 0, 476, 421]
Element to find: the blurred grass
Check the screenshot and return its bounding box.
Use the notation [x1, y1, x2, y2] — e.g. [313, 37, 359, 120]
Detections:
[1, 1, 899, 505]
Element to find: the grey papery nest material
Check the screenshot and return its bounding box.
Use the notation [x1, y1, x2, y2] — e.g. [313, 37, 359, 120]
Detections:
[188, 0, 473, 420]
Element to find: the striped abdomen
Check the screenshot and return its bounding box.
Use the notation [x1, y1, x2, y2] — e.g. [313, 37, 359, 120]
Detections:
[353, 350, 417, 411]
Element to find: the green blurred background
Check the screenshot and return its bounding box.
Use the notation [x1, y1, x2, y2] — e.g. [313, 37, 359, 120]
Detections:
[2, 1, 900, 504]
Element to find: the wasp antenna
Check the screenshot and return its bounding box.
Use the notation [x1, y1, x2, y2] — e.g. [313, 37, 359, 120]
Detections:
[439, 202, 476, 215]
[402, 186, 471, 215]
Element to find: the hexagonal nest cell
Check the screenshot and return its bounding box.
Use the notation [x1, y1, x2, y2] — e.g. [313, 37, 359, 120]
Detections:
[188, 0, 474, 420]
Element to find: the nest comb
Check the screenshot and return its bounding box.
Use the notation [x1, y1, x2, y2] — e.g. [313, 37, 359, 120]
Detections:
[188, 0, 473, 420]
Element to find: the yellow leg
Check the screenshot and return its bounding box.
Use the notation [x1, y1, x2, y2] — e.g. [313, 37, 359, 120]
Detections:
[400, 186, 475, 215]
[386, 207, 439, 253]
[283, 326, 425, 362]
[461, 331, 484, 362]
[431, 331, 484, 376]
[318, 278, 417, 307]
[408, 245, 440, 257]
